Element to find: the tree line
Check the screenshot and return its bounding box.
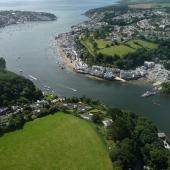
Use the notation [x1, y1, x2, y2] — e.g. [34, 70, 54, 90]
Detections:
[0, 58, 42, 106]
[0, 57, 6, 69]
[107, 108, 170, 170]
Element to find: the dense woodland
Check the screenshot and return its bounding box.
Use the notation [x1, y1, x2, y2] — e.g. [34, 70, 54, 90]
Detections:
[108, 108, 170, 170]
[0, 58, 42, 106]
[0, 57, 6, 69]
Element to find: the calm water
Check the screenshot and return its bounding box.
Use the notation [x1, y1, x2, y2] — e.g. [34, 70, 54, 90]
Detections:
[0, 0, 170, 135]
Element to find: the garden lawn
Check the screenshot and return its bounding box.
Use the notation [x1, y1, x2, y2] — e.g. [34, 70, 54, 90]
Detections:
[95, 39, 112, 49]
[81, 39, 95, 55]
[133, 39, 158, 49]
[81, 38, 158, 57]
[0, 112, 113, 170]
[99, 44, 135, 56]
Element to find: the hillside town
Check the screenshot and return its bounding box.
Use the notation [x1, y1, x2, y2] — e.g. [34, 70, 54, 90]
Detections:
[56, 32, 170, 83]
[85, 6, 170, 41]
[0, 10, 57, 28]
[55, 5, 170, 88]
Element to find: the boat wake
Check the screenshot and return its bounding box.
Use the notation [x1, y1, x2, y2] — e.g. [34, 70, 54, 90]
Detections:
[28, 75, 38, 81]
[43, 83, 77, 92]
[57, 84, 77, 92]
[62, 85, 77, 92]
[68, 87, 77, 92]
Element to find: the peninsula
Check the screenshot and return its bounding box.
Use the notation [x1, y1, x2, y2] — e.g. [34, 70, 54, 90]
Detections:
[0, 10, 57, 28]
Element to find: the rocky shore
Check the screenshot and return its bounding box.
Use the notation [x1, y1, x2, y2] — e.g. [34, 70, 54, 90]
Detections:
[0, 10, 57, 28]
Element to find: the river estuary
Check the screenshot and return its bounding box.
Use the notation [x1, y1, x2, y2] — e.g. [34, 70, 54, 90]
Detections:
[0, 0, 170, 136]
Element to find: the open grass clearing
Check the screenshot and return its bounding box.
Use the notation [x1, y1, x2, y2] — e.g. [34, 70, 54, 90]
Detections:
[81, 38, 158, 57]
[0, 112, 113, 170]
[99, 44, 135, 57]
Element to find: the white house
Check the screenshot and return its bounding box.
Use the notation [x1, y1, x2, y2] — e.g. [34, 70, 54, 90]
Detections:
[80, 113, 94, 121]
[144, 61, 155, 69]
[102, 119, 113, 128]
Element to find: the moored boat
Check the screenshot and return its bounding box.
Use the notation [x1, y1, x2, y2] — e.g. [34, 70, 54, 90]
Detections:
[141, 91, 156, 97]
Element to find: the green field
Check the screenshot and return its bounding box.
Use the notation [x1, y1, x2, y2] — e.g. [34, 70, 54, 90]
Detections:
[81, 39, 95, 56]
[99, 44, 135, 56]
[0, 112, 112, 170]
[130, 39, 158, 49]
[95, 39, 112, 49]
[82, 38, 158, 57]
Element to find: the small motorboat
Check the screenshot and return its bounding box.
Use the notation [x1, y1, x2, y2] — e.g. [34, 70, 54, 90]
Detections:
[141, 91, 156, 97]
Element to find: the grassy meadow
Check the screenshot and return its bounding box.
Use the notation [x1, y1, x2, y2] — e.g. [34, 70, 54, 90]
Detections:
[81, 38, 158, 57]
[0, 112, 113, 170]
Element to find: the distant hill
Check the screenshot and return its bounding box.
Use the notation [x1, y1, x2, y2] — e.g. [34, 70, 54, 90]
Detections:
[0, 69, 42, 106]
[0, 10, 57, 28]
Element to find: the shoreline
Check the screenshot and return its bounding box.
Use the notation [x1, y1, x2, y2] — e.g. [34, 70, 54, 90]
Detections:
[58, 47, 128, 82]
[58, 47, 160, 86]
[56, 37, 168, 91]
[58, 47, 165, 93]
[56, 34, 168, 89]
[85, 74, 106, 81]
[59, 48, 75, 70]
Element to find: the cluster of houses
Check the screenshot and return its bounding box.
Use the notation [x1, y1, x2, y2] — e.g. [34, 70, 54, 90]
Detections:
[158, 133, 170, 150]
[69, 5, 170, 43]
[71, 9, 170, 43]
[112, 9, 153, 24]
[51, 99, 113, 127]
[71, 20, 108, 32]
[137, 17, 170, 40]
[0, 105, 24, 128]
[0, 95, 114, 129]
[56, 32, 79, 61]
[0, 11, 56, 28]
[145, 63, 170, 83]
[108, 25, 136, 43]
[56, 30, 170, 83]
[74, 59, 170, 83]
[0, 96, 64, 128]
[70, 8, 169, 44]
[105, 9, 170, 42]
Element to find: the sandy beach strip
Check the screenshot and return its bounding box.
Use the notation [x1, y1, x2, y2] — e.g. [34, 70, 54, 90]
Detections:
[59, 48, 75, 70]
